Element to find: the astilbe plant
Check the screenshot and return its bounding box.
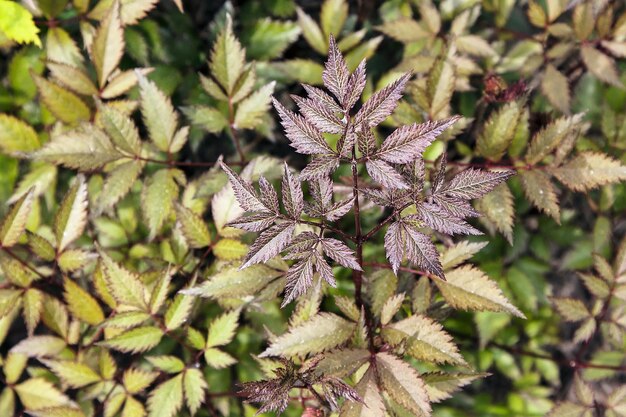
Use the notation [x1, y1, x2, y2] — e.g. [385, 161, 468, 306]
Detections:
[217, 37, 520, 415]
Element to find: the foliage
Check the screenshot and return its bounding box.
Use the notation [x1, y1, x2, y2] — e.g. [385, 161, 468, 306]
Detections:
[0, 0, 626, 416]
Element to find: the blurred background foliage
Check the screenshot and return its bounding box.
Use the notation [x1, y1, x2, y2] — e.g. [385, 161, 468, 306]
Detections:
[0, 0, 626, 416]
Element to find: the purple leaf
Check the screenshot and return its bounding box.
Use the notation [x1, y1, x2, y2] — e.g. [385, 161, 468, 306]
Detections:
[377, 117, 460, 164]
[337, 123, 356, 158]
[292, 95, 343, 134]
[325, 197, 354, 221]
[302, 84, 342, 113]
[310, 177, 334, 209]
[322, 36, 350, 105]
[242, 222, 296, 269]
[315, 252, 336, 286]
[357, 125, 376, 157]
[385, 221, 405, 275]
[321, 238, 362, 270]
[227, 212, 277, 232]
[300, 155, 340, 180]
[404, 223, 444, 278]
[220, 161, 269, 213]
[431, 154, 447, 194]
[442, 169, 514, 200]
[366, 159, 409, 189]
[282, 163, 304, 219]
[431, 195, 480, 218]
[273, 98, 333, 155]
[413, 203, 482, 235]
[283, 231, 319, 260]
[259, 176, 279, 214]
[355, 73, 411, 127]
[282, 257, 315, 306]
[343, 59, 366, 111]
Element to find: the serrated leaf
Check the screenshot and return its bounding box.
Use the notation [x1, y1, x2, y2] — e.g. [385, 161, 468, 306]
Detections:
[0, 189, 34, 247]
[88, 0, 158, 25]
[96, 160, 143, 214]
[413, 204, 481, 235]
[147, 356, 185, 373]
[356, 73, 410, 127]
[442, 169, 513, 200]
[440, 241, 488, 270]
[0, 0, 41, 46]
[581, 45, 623, 88]
[376, 352, 431, 416]
[54, 175, 88, 251]
[477, 101, 523, 161]
[206, 309, 239, 348]
[164, 294, 194, 331]
[551, 152, 626, 191]
[552, 297, 590, 322]
[57, 249, 93, 272]
[137, 73, 179, 152]
[99, 105, 141, 156]
[182, 264, 284, 299]
[204, 347, 236, 369]
[519, 170, 560, 221]
[404, 222, 444, 278]
[183, 368, 207, 415]
[183, 106, 228, 133]
[23, 288, 42, 336]
[292, 95, 342, 134]
[11, 335, 66, 358]
[476, 183, 515, 243]
[99, 248, 148, 309]
[210, 15, 245, 95]
[0, 114, 40, 154]
[123, 368, 159, 394]
[64, 277, 104, 325]
[141, 169, 179, 240]
[212, 238, 247, 260]
[427, 56, 455, 120]
[273, 98, 333, 155]
[15, 378, 72, 410]
[32, 75, 90, 124]
[422, 372, 486, 403]
[380, 293, 404, 325]
[175, 204, 210, 249]
[546, 401, 590, 417]
[101, 67, 153, 99]
[4, 353, 27, 384]
[376, 17, 429, 43]
[27, 406, 87, 417]
[296, 8, 326, 55]
[366, 159, 408, 189]
[147, 374, 184, 417]
[281, 163, 303, 219]
[149, 269, 171, 314]
[311, 348, 370, 378]
[220, 161, 271, 213]
[101, 326, 163, 353]
[234, 81, 275, 129]
[260, 313, 354, 358]
[542, 64, 570, 113]
[385, 315, 465, 365]
[34, 125, 122, 170]
[47, 61, 97, 96]
[435, 265, 524, 317]
[526, 113, 584, 165]
[40, 359, 101, 388]
[242, 222, 296, 269]
[377, 117, 459, 164]
[323, 36, 350, 103]
[320, 238, 361, 270]
[91, 1, 123, 87]
[339, 367, 384, 417]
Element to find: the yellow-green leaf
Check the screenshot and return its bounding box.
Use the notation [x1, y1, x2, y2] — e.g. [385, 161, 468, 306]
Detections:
[91, 1, 124, 87]
[206, 309, 239, 348]
[183, 368, 206, 416]
[0, 114, 40, 153]
[54, 175, 88, 251]
[64, 277, 105, 325]
[138, 73, 179, 152]
[0, 188, 34, 247]
[23, 288, 43, 336]
[32, 75, 91, 124]
[203, 347, 236, 369]
[519, 170, 560, 222]
[580, 45, 623, 88]
[14, 378, 72, 410]
[147, 374, 184, 417]
[234, 81, 275, 130]
[175, 204, 211, 249]
[477, 101, 523, 161]
[296, 7, 326, 54]
[0, 0, 41, 46]
[541, 64, 570, 114]
[101, 326, 163, 353]
[476, 183, 515, 243]
[47, 62, 98, 96]
[210, 15, 246, 95]
[212, 238, 247, 260]
[141, 169, 179, 240]
[40, 359, 101, 388]
[123, 368, 159, 394]
[99, 248, 148, 309]
[551, 152, 626, 192]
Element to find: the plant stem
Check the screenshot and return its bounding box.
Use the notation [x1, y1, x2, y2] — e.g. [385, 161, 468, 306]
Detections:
[351, 151, 364, 309]
[228, 97, 246, 164]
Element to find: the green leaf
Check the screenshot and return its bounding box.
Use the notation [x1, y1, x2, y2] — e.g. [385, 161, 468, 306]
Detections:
[435, 265, 525, 318]
[37, 0, 70, 18]
[476, 183, 514, 243]
[243, 19, 300, 60]
[96, 160, 144, 214]
[27, 406, 87, 417]
[581, 45, 623, 88]
[11, 335, 66, 358]
[551, 152, 626, 192]
[182, 106, 228, 133]
[138, 73, 179, 152]
[32, 75, 91, 124]
[64, 277, 105, 325]
[57, 249, 92, 272]
[260, 313, 354, 358]
[541, 64, 570, 113]
[34, 125, 122, 171]
[101, 326, 163, 353]
[321, 0, 348, 38]
[312, 349, 370, 378]
[203, 347, 236, 369]
[23, 288, 43, 336]
[54, 175, 88, 251]
[384, 314, 466, 365]
[91, 1, 123, 87]
[40, 359, 101, 388]
[149, 269, 171, 314]
[422, 372, 486, 403]
[0, 188, 34, 248]
[206, 309, 239, 348]
[234, 81, 275, 130]
[0, 0, 41, 46]
[175, 204, 211, 249]
[477, 101, 523, 161]
[123, 368, 159, 394]
[45, 27, 83, 67]
[9, 164, 57, 205]
[182, 264, 284, 299]
[519, 170, 560, 222]
[47, 62, 98, 96]
[99, 104, 142, 156]
[183, 368, 207, 415]
[376, 352, 431, 416]
[14, 378, 71, 410]
[0, 114, 40, 154]
[210, 15, 246, 95]
[552, 297, 590, 322]
[88, 0, 158, 25]
[427, 54, 455, 120]
[525, 113, 584, 165]
[339, 368, 384, 417]
[440, 241, 488, 270]
[141, 169, 179, 240]
[296, 7, 326, 55]
[146, 355, 185, 373]
[147, 374, 184, 417]
[212, 238, 247, 260]
[4, 353, 27, 384]
[99, 248, 148, 309]
[164, 294, 194, 331]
